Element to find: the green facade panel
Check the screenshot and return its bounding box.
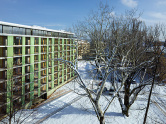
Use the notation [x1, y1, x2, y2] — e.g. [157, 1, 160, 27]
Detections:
[72, 39, 75, 77]
[76, 40, 78, 69]
[22, 36, 25, 105]
[38, 37, 41, 96]
[6, 36, 14, 113]
[46, 38, 49, 92]
[70, 39, 72, 78]
[65, 39, 68, 81]
[51, 38, 54, 89]
[62, 39, 64, 84]
[30, 37, 34, 101]
[58, 38, 60, 85]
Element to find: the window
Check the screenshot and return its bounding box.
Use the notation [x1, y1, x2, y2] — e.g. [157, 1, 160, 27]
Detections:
[47, 31, 51, 36]
[14, 37, 22, 45]
[53, 32, 59, 37]
[36, 30, 39, 36]
[41, 30, 44, 36]
[33, 29, 39, 36]
[59, 33, 66, 38]
[32, 30, 35, 35]
[43, 31, 46, 36]
[13, 27, 20, 34]
[52, 32, 55, 37]
[0, 25, 2, 33]
[22, 28, 25, 35]
[20, 28, 25, 35]
[38, 30, 42, 36]
[67, 34, 73, 38]
[26, 29, 31, 35]
[62, 33, 67, 38]
[59, 33, 62, 37]
[42, 31, 44, 36]
[3, 26, 12, 34]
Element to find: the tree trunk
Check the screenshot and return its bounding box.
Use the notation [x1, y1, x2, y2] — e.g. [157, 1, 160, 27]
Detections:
[122, 107, 129, 117]
[143, 64, 158, 124]
[9, 117, 11, 124]
[100, 116, 105, 124]
[123, 79, 131, 117]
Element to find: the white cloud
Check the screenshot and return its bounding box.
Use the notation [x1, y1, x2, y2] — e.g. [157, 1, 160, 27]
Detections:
[121, 0, 138, 8]
[110, 11, 115, 16]
[140, 17, 159, 25]
[149, 12, 166, 20]
[140, 12, 166, 26]
[140, 17, 166, 41]
[157, 0, 166, 6]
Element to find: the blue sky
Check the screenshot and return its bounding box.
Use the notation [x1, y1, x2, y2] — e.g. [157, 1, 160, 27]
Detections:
[0, 0, 166, 30]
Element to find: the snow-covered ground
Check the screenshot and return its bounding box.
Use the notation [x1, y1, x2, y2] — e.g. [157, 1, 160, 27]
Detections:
[1, 60, 166, 124]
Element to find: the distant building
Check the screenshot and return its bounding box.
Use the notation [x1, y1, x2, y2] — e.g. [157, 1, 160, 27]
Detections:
[0, 21, 77, 115]
[77, 40, 90, 59]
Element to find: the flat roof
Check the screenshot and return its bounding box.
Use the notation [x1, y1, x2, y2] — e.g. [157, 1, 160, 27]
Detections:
[0, 21, 74, 35]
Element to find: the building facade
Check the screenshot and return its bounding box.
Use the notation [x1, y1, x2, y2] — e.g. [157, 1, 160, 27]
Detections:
[0, 21, 77, 115]
[77, 40, 90, 60]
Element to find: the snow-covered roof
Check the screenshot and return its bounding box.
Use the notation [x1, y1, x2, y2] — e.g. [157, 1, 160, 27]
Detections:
[0, 21, 74, 35]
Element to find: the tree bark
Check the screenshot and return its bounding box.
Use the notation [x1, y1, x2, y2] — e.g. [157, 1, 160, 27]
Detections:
[123, 79, 131, 117]
[100, 116, 105, 124]
[143, 65, 157, 124]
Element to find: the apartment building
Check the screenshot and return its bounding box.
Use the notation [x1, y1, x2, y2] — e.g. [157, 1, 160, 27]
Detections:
[0, 21, 77, 115]
[77, 40, 90, 59]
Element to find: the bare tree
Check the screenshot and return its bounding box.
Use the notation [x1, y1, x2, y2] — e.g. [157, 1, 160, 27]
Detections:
[44, 6, 166, 124]
[72, 2, 166, 123]
[143, 30, 166, 124]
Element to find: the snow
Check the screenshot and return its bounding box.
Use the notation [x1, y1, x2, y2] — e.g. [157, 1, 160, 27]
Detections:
[1, 60, 166, 124]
